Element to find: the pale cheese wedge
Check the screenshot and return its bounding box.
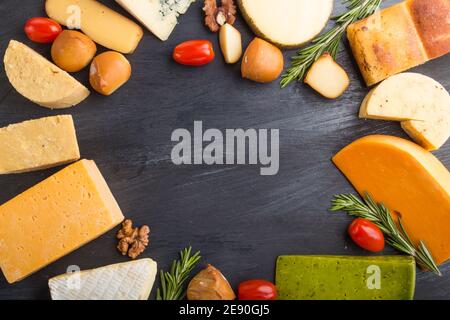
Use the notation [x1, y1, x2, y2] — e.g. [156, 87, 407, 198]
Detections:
[49, 259, 157, 300]
[359, 73, 449, 121]
[4, 40, 89, 109]
[360, 73, 450, 150]
[115, 0, 195, 41]
[304, 53, 350, 99]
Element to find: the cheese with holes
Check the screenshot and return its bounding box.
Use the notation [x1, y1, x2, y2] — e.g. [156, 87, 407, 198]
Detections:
[0, 160, 124, 283]
[45, 0, 143, 54]
[4, 40, 89, 109]
[333, 135, 450, 265]
[0, 115, 80, 174]
[115, 0, 195, 41]
[49, 259, 157, 300]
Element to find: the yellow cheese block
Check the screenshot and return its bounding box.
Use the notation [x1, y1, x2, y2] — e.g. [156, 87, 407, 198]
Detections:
[0, 115, 80, 174]
[4, 40, 89, 109]
[0, 160, 124, 283]
[333, 135, 450, 265]
[45, 0, 143, 54]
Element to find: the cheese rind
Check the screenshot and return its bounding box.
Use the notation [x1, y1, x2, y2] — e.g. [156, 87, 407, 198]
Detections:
[4, 40, 89, 109]
[0, 115, 80, 174]
[333, 135, 450, 265]
[49, 259, 157, 300]
[115, 0, 195, 41]
[0, 160, 124, 283]
[45, 0, 143, 54]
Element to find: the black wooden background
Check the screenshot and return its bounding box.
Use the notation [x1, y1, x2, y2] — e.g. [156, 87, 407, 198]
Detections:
[0, 0, 449, 300]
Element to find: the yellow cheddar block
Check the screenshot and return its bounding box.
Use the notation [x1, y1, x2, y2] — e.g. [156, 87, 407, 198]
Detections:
[333, 135, 450, 265]
[0, 115, 80, 174]
[0, 160, 124, 283]
[45, 0, 143, 54]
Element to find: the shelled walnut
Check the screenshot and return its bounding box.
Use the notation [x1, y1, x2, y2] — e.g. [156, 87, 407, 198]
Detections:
[116, 219, 150, 259]
[203, 0, 237, 32]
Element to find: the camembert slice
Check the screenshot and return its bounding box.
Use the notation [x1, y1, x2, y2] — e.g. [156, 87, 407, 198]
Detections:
[49, 259, 157, 300]
[4, 40, 89, 109]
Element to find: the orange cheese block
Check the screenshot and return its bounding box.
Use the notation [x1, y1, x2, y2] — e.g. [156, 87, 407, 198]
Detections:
[0, 160, 124, 283]
[333, 135, 450, 265]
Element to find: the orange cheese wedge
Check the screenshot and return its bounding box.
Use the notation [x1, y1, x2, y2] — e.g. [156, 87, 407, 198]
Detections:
[333, 135, 450, 265]
[0, 160, 124, 283]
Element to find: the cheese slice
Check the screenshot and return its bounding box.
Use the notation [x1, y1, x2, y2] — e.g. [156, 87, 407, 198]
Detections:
[0, 115, 80, 174]
[0, 160, 124, 283]
[359, 73, 450, 150]
[45, 0, 143, 54]
[359, 73, 450, 121]
[49, 259, 157, 300]
[4, 40, 89, 109]
[115, 0, 195, 41]
[333, 135, 450, 265]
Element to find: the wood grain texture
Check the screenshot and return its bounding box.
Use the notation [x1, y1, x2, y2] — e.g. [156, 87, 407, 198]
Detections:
[0, 0, 449, 300]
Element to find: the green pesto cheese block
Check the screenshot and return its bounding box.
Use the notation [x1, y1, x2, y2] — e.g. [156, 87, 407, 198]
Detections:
[276, 255, 415, 300]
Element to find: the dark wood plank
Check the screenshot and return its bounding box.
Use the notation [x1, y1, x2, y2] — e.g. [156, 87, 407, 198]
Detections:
[0, 0, 449, 300]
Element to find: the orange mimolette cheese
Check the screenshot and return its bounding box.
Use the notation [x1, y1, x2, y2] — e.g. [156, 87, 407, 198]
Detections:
[333, 135, 450, 265]
[0, 160, 124, 283]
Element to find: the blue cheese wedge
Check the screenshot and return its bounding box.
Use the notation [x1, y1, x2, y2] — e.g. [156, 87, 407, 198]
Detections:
[115, 0, 195, 41]
[49, 259, 157, 300]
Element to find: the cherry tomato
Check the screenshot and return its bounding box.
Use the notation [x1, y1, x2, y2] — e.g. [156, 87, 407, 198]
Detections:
[348, 218, 385, 252]
[173, 40, 215, 66]
[238, 280, 277, 300]
[24, 17, 62, 43]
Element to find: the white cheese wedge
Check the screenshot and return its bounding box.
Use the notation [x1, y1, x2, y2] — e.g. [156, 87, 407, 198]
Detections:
[4, 40, 89, 109]
[115, 0, 196, 41]
[359, 73, 450, 150]
[49, 259, 157, 300]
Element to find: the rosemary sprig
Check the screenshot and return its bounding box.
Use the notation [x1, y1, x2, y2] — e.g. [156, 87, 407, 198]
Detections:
[330, 193, 441, 276]
[156, 246, 202, 300]
[281, 0, 382, 88]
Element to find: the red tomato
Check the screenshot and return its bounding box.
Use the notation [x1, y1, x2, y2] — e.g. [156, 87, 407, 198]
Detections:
[348, 218, 385, 252]
[238, 280, 277, 300]
[173, 40, 215, 66]
[24, 17, 62, 43]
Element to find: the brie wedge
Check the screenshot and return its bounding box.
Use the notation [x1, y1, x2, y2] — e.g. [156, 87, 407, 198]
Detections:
[115, 0, 196, 41]
[49, 259, 157, 300]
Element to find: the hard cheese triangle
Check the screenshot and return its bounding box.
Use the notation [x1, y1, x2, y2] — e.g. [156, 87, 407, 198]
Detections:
[0, 160, 124, 283]
[49, 259, 157, 300]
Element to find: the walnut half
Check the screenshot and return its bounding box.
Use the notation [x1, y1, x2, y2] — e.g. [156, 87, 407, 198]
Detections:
[203, 0, 237, 32]
[116, 219, 150, 259]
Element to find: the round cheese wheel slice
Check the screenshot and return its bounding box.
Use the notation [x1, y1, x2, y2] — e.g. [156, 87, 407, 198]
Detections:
[238, 0, 333, 48]
[4, 40, 89, 109]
